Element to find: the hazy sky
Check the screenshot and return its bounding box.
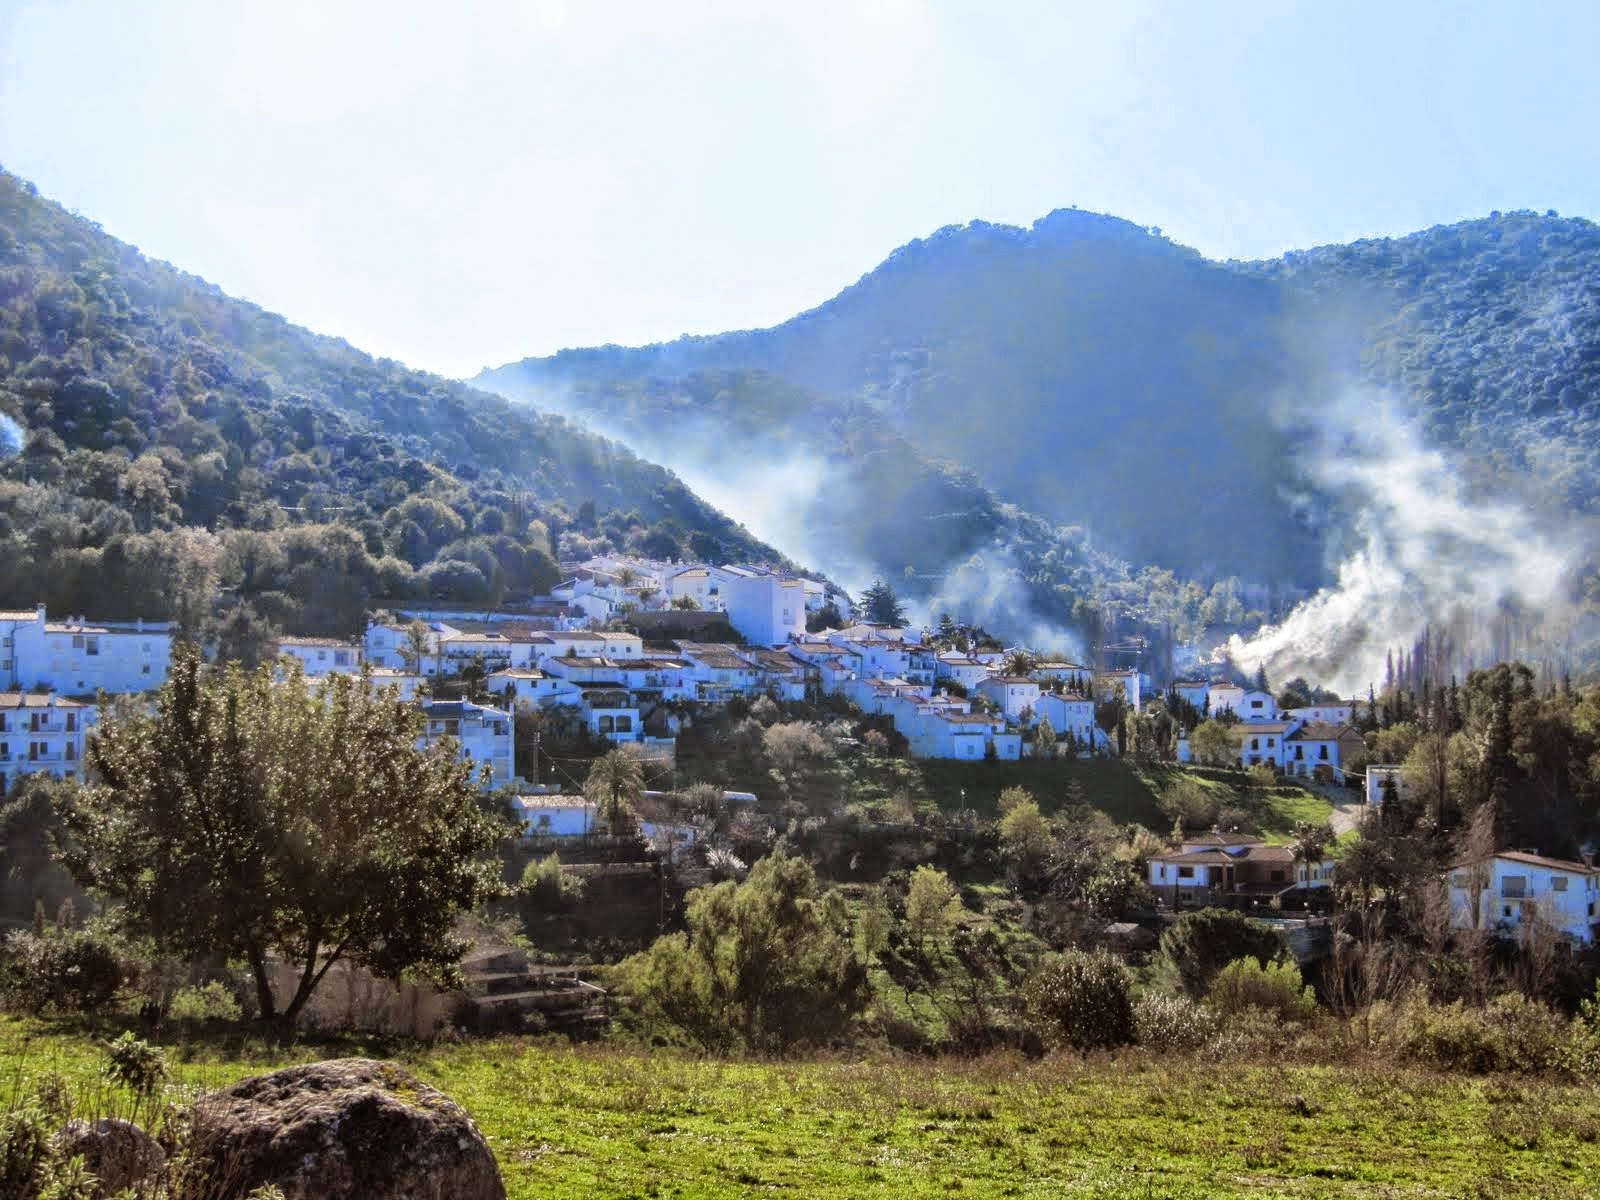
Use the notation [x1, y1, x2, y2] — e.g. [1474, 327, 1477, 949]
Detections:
[2, 1, 1596, 378]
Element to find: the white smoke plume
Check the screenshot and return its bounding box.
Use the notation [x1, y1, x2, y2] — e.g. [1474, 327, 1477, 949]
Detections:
[1228, 389, 1588, 694]
[922, 543, 1087, 659]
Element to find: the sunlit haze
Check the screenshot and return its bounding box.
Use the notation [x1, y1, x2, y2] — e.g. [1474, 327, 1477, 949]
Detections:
[3, 0, 1596, 377]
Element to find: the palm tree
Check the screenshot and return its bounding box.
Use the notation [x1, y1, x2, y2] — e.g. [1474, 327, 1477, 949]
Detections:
[1289, 819, 1336, 888]
[585, 748, 644, 835]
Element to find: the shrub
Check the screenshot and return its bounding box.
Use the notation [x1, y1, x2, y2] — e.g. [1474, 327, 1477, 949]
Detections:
[1158, 908, 1281, 999]
[0, 926, 134, 1015]
[1480, 993, 1570, 1074]
[1024, 949, 1135, 1052]
[1208, 957, 1318, 1025]
[1389, 996, 1504, 1073]
[103, 1031, 169, 1099]
[168, 980, 243, 1023]
[1133, 991, 1220, 1052]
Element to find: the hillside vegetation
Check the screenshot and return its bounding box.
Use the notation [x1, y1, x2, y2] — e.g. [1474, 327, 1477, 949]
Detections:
[0, 170, 784, 634]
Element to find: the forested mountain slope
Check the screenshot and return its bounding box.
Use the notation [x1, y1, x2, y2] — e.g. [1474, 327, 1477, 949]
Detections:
[0, 171, 784, 636]
[480, 207, 1600, 670]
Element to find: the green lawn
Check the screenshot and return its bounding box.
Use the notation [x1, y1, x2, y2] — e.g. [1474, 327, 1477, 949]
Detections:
[3, 1019, 1594, 1198]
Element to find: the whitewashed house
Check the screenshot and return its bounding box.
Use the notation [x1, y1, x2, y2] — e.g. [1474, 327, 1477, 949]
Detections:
[277, 636, 359, 676]
[363, 618, 456, 673]
[1096, 669, 1142, 713]
[1283, 722, 1365, 779]
[674, 642, 762, 703]
[3, 606, 173, 696]
[0, 692, 94, 788]
[1236, 690, 1279, 721]
[1232, 720, 1298, 769]
[1366, 764, 1406, 807]
[664, 566, 716, 611]
[1033, 692, 1100, 747]
[1287, 702, 1355, 726]
[538, 630, 645, 663]
[976, 675, 1041, 723]
[488, 667, 580, 710]
[1448, 851, 1600, 944]
[737, 647, 812, 701]
[437, 631, 536, 673]
[416, 699, 514, 792]
[1208, 682, 1245, 718]
[935, 655, 992, 691]
[1171, 679, 1211, 711]
[722, 573, 806, 647]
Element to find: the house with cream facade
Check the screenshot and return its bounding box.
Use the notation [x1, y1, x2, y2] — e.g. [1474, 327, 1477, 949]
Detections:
[2, 606, 172, 696]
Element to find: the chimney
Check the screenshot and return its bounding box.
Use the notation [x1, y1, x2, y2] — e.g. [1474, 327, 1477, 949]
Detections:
[1583, 852, 1594, 869]
[34, 603, 44, 624]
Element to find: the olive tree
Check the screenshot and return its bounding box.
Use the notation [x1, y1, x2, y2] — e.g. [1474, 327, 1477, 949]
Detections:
[56, 644, 509, 1024]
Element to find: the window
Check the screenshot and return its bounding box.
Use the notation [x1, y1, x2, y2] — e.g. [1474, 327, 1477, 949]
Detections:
[85, 637, 99, 657]
[64, 744, 74, 761]
[1319, 745, 1329, 760]
[1251, 737, 1259, 751]
[0, 742, 7, 761]
[1553, 876, 1569, 892]
[1450, 872, 1468, 888]
[1250, 700, 1263, 710]
[65, 713, 75, 731]
[1158, 865, 1166, 880]
[1177, 866, 1194, 879]
[616, 716, 632, 732]
[1294, 746, 1304, 760]
[1503, 905, 1512, 918]
[141, 665, 151, 675]
[71, 635, 84, 649]
[1501, 876, 1527, 899]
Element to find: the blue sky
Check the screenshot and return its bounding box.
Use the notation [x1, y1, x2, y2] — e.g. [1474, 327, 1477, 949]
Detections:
[2, 1, 1595, 378]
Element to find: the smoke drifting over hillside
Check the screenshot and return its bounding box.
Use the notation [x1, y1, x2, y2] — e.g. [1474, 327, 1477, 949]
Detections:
[0, 412, 22, 456]
[1228, 390, 1587, 693]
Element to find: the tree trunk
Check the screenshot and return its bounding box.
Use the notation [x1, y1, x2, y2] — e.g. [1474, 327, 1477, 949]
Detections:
[247, 946, 277, 1022]
[282, 937, 349, 1025]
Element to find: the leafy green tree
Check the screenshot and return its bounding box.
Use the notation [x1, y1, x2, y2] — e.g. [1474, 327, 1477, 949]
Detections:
[999, 795, 1054, 883]
[858, 579, 907, 626]
[56, 644, 508, 1024]
[1188, 720, 1236, 767]
[1157, 908, 1281, 999]
[584, 748, 645, 834]
[621, 853, 868, 1054]
[1023, 948, 1135, 1051]
[208, 601, 281, 670]
[904, 864, 964, 951]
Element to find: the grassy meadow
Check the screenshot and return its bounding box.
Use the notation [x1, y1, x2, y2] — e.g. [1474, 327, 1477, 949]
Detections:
[4, 1017, 1595, 1199]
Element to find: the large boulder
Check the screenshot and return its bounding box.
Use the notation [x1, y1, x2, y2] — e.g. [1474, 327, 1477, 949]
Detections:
[182, 1058, 505, 1200]
[54, 1117, 166, 1198]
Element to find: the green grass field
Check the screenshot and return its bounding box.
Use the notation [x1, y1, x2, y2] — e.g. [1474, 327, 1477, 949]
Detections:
[5, 1018, 1595, 1198]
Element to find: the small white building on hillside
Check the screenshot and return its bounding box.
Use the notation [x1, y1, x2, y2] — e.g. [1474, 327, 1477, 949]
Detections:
[277, 636, 359, 676]
[1033, 692, 1099, 747]
[3, 606, 173, 696]
[1208, 682, 1245, 718]
[722, 573, 806, 647]
[1233, 720, 1298, 769]
[1448, 851, 1600, 945]
[976, 675, 1041, 723]
[1283, 722, 1365, 779]
[1096, 669, 1142, 713]
[1366, 764, 1406, 807]
[416, 699, 514, 792]
[1236, 690, 1278, 721]
[0, 692, 94, 788]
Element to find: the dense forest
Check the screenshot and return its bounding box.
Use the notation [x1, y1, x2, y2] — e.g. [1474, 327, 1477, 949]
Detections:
[0, 170, 786, 636]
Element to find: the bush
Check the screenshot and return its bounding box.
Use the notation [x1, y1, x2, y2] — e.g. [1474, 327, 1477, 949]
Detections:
[1385, 992, 1570, 1074]
[168, 980, 243, 1023]
[1024, 949, 1135, 1052]
[1158, 908, 1281, 999]
[1208, 957, 1318, 1025]
[1133, 991, 1220, 1053]
[0, 926, 134, 1015]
